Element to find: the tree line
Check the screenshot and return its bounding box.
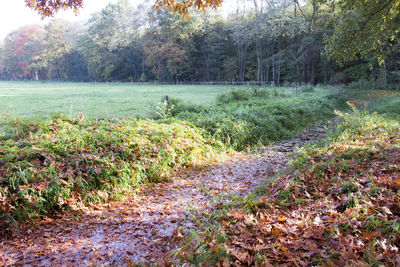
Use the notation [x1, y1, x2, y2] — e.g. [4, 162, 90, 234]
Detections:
[1, 0, 399, 86]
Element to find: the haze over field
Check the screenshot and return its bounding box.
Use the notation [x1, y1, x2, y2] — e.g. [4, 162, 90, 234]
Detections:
[0, 0, 117, 40]
[0, 0, 235, 40]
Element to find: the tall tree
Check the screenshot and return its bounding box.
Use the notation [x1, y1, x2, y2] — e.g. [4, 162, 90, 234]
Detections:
[1, 25, 44, 80]
[324, 0, 400, 84]
[44, 19, 70, 80]
[81, 0, 146, 81]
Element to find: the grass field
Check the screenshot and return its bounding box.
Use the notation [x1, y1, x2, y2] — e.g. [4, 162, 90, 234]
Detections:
[0, 82, 240, 118]
[0, 81, 326, 119]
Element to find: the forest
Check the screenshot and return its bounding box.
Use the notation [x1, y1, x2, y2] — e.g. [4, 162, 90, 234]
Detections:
[0, 0, 399, 86]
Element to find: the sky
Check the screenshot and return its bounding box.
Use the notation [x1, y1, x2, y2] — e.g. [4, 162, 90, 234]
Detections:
[0, 0, 236, 41]
[0, 0, 120, 40]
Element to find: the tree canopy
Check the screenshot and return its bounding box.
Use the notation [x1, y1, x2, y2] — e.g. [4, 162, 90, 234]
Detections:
[325, 0, 400, 65]
[25, 0, 83, 17]
[0, 0, 395, 86]
[24, 0, 222, 18]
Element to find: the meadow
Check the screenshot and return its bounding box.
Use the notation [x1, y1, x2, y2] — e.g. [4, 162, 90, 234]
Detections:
[0, 82, 235, 118]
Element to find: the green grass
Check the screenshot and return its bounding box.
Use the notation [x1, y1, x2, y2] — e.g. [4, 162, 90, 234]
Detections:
[170, 86, 341, 150]
[0, 82, 333, 119]
[0, 115, 224, 229]
[368, 95, 400, 115]
[0, 82, 235, 118]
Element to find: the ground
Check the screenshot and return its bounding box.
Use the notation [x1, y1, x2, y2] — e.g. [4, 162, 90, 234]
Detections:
[0, 119, 335, 265]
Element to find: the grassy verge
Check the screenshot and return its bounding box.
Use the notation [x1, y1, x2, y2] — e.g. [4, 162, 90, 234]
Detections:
[0, 115, 224, 231]
[175, 106, 400, 266]
[165, 86, 341, 150]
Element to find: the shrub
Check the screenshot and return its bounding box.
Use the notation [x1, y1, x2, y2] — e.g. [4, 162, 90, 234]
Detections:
[216, 89, 251, 104]
[151, 97, 206, 120]
[329, 72, 347, 85]
[300, 86, 315, 93]
[368, 96, 400, 115]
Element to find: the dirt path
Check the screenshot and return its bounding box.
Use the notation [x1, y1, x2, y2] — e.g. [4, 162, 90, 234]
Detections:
[0, 119, 337, 266]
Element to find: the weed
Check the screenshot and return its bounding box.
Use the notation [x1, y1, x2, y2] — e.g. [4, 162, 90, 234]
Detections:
[216, 89, 251, 104]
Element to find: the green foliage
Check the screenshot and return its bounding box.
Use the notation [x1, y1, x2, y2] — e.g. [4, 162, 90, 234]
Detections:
[152, 98, 206, 120]
[0, 116, 224, 227]
[216, 89, 251, 104]
[2, 0, 400, 86]
[175, 87, 337, 150]
[329, 72, 347, 85]
[368, 96, 400, 116]
[325, 0, 400, 66]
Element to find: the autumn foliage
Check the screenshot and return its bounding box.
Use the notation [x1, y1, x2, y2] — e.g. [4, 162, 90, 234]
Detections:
[25, 0, 83, 17]
[24, 0, 221, 18]
[154, 0, 222, 18]
[2, 25, 44, 79]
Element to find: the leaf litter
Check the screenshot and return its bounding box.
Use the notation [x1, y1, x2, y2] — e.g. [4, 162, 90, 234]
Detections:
[177, 113, 400, 266]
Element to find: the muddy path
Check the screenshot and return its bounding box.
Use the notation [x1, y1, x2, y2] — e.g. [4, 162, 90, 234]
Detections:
[0, 119, 337, 266]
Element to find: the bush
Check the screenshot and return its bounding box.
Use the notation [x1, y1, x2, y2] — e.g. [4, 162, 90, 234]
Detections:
[368, 96, 400, 115]
[300, 86, 315, 93]
[216, 89, 251, 104]
[151, 97, 206, 120]
[347, 78, 383, 90]
[329, 72, 347, 85]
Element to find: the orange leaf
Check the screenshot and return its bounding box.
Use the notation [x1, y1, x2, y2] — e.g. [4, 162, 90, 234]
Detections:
[278, 216, 287, 222]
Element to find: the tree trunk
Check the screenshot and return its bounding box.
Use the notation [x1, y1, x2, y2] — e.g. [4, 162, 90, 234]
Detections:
[237, 43, 247, 82]
[253, 0, 263, 82]
[383, 59, 387, 85]
[277, 57, 281, 85]
[256, 37, 263, 82]
[277, 40, 281, 85]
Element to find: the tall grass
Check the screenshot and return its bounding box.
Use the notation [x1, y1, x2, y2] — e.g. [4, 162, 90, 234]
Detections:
[0, 115, 224, 228]
[168, 87, 340, 150]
